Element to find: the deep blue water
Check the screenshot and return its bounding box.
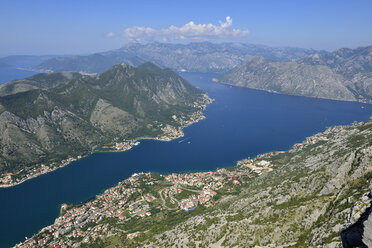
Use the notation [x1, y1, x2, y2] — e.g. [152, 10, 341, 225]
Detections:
[0, 67, 37, 84]
[0, 71, 372, 247]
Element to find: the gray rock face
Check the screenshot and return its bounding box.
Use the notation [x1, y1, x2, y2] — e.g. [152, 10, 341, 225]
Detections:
[219, 46, 372, 103]
[341, 191, 372, 248]
[141, 121, 372, 248]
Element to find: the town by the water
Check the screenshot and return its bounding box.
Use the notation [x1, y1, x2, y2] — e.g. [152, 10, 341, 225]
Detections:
[16, 124, 335, 247]
[0, 95, 213, 189]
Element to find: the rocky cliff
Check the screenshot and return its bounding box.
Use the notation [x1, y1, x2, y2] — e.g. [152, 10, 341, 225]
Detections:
[219, 46, 372, 103]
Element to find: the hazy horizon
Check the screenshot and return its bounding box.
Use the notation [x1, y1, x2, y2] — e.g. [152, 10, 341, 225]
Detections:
[1, 0, 372, 56]
[1, 40, 371, 58]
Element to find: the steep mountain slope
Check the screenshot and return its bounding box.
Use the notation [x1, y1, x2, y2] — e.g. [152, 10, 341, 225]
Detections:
[301, 46, 372, 102]
[219, 45, 372, 103]
[16, 120, 372, 247]
[0, 63, 211, 185]
[29, 42, 324, 73]
[0, 71, 83, 96]
[143, 121, 372, 248]
[301, 46, 372, 78]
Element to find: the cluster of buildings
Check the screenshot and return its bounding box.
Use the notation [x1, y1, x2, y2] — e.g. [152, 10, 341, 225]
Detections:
[180, 197, 198, 211]
[0, 173, 12, 185]
[16, 173, 153, 247]
[292, 125, 345, 152]
[0, 156, 81, 188]
[158, 124, 185, 141]
[16, 152, 272, 247]
[156, 95, 213, 142]
[114, 139, 137, 151]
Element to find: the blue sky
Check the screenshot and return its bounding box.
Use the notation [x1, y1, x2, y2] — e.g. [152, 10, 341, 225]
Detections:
[1, 0, 372, 56]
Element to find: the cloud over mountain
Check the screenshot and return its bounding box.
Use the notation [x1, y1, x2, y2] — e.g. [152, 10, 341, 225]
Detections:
[113, 16, 249, 42]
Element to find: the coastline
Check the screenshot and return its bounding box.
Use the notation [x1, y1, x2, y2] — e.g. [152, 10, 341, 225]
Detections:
[14, 120, 368, 248]
[214, 78, 372, 105]
[0, 94, 214, 189]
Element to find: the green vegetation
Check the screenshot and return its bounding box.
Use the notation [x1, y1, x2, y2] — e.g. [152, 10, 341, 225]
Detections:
[0, 63, 209, 183]
[0, 71, 83, 97]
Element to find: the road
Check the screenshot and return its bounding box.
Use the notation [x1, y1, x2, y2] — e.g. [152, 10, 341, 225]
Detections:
[158, 189, 178, 210]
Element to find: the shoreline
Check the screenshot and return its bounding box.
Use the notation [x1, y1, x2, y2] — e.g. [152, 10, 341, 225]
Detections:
[14, 120, 366, 248]
[214, 78, 372, 105]
[0, 94, 213, 189]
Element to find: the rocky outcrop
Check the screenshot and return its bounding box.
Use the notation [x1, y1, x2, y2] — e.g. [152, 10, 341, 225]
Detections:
[341, 191, 372, 247]
[363, 212, 372, 247]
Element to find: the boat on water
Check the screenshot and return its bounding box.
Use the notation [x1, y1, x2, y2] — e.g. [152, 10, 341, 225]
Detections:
[133, 141, 140, 146]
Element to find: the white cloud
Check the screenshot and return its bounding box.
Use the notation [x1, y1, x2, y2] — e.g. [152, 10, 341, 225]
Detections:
[120, 16, 249, 42]
[123, 26, 157, 41]
[106, 32, 115, 38]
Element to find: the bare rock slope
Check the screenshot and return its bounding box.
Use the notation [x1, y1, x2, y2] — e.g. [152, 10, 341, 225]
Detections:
[219, 46, 372, 103]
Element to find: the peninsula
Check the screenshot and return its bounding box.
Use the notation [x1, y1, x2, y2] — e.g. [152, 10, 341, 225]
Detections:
[0, 63, 213, 187]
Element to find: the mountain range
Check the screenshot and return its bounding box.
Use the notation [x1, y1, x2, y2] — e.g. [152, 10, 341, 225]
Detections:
[0, 63, 209, 184]
[23, 42, 372, 103]
[218, 45, 372, 103]
[1, 42, 372, 247]
[27, 42, 324, 74]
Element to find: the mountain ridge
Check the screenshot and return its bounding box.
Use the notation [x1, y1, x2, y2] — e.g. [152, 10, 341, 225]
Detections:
[27, 42, 325, 74]
[219, 45, 372, 103]
[0, 71, 83, 96]
[0, 62, 212, 187]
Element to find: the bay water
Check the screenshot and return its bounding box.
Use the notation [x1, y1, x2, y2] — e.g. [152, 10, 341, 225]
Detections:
[0, 71, 371, 247]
